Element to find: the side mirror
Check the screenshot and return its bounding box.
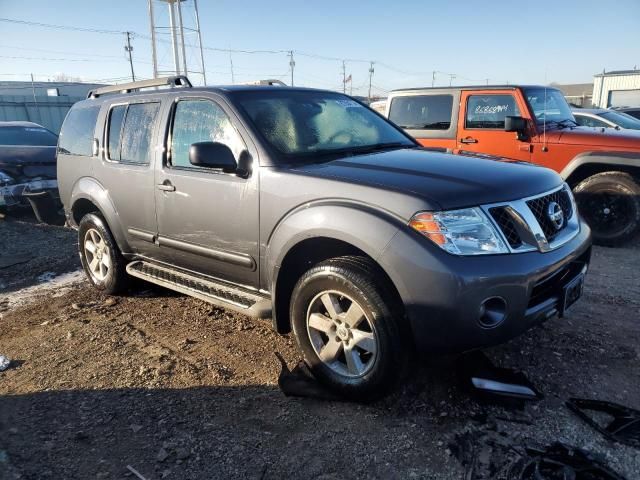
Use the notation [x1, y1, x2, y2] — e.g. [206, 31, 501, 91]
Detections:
[504, 116, 527, 133]
[189, 142, 237, 173]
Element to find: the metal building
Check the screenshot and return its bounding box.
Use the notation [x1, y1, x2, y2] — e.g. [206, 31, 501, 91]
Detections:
[0, 81, 104, 133]
[592, 69, 640, 108]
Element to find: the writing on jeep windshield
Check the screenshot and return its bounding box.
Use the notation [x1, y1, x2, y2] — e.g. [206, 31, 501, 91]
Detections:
[237, 91, 413, 158]
[524, 87, 576, 127]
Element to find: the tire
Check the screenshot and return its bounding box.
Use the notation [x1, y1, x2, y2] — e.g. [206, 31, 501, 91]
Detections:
[78, 213, 129, 294]
[290, 255, 408, 401]
[574, 172, 640, 247]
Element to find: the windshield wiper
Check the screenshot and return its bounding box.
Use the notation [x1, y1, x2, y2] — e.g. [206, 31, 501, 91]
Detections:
[347, 142, 414, 153]
[557, 119, 579, 129]
[539, 118, 579, 129]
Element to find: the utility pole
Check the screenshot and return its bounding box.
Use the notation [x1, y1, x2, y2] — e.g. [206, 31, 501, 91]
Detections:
[449, 74, 456, 86]
[124, 31, 136, 81]
[342, 60, 346, 94]
[288, 50, 295, 86]
[368, 61, 374, 101]
[485, 78, 489, 86]
[30, 73, 38, 107]
[432, 71, 436, 87]
[229, 51, 235, 84]
[148, 0, 158, 78]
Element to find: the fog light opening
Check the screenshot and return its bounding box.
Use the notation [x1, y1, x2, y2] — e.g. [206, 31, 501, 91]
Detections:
[478, 297, 507, 329]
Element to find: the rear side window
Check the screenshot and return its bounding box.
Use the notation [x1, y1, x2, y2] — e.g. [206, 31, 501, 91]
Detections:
[58, 105, 100, 156]
[108, 102, 160, 165]
[107, 105, 127, 161]
[388, 95, 453, 129]
[465, 94, 520, 129]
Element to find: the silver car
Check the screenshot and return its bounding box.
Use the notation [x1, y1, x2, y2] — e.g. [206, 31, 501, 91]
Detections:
[572, 108, 640, 130]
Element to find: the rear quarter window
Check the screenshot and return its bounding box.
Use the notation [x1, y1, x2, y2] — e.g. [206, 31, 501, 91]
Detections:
[58, 105, 100, 156]
[388, 95, 453, 130]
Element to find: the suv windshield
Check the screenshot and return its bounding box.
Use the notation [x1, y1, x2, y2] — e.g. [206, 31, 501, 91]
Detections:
[523, 88, 576, 126]
[0, 126, 58, 146]
[236, 90, 414, 159]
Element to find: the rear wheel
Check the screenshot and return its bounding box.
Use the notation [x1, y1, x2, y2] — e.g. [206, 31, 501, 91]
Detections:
[290, 256, 408, 401]
[78, 213, 129, 294]
[574, 172, 640, 247]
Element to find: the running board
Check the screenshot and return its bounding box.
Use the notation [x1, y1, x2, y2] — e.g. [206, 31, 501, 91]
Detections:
[126, 261, 271, 318]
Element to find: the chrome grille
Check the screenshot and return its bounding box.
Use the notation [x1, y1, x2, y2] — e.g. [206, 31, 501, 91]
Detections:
[482, 185, 579, 253]
[489, 207, 522, 248]
[526, 188, 574, 242]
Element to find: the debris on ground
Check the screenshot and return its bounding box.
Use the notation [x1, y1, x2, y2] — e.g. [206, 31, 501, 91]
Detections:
[451, 431, 627, 479]
[275, 352, 341, 401]
[567, 398, 640, 449]
[457, 351, 542, 406]
[0, 355, 10, 371]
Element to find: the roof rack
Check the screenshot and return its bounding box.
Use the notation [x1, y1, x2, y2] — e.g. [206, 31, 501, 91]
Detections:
[87, 75, 192, 99]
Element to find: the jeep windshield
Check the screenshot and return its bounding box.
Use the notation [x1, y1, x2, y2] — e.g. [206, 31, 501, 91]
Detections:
[523, 87, 577, 128]
[236, 90, 415, 160]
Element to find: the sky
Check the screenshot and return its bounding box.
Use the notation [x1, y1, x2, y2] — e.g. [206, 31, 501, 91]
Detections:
[1, 0, 639, 96]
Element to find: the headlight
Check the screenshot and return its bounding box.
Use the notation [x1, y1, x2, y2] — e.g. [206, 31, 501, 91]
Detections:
[0, 170, 15, 187]
[409, 207, 508, 255]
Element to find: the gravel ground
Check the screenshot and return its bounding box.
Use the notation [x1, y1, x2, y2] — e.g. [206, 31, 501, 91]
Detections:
[1, 216, 639, 480]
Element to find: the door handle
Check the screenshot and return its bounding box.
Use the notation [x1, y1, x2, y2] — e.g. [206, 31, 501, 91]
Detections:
[157, 181, 176, 192]
[460, 137, 478, 144]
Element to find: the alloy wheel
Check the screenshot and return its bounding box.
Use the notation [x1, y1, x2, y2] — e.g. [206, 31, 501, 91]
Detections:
[306, 290, 378, 377]
[84, 228, 112, 282]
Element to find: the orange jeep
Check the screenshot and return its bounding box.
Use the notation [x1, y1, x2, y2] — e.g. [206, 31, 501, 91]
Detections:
[384, 86, 640, 246]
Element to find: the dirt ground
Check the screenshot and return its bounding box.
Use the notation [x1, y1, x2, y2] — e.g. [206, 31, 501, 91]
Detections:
[1, 214, 639, 480]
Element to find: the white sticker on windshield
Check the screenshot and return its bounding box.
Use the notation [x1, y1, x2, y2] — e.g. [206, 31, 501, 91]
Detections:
[334, 99, 361, 109]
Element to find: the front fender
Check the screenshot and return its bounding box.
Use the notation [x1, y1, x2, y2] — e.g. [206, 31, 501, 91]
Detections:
[265, 201, 406, 290]
[70, 176, 130, 253]
[561, 151, 640, 179]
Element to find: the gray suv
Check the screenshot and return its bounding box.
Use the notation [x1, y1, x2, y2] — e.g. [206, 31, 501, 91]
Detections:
[57, 76, 592, 400]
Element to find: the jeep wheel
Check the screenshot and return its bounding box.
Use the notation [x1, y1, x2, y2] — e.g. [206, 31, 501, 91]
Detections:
[290, 256, 408, 401]
[78, 213, 129, 294]
[574, 172, 640, 247]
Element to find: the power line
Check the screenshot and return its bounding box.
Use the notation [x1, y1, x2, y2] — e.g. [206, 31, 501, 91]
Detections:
[0, 17, 124, 34]
[0, 16, 509, 91]
[0, 44, 125, 59]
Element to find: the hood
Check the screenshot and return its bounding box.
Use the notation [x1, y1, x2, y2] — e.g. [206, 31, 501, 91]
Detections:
[290, 148, 562, 210]
[0, 145, 57, 180]
[546, 126, 640, 149]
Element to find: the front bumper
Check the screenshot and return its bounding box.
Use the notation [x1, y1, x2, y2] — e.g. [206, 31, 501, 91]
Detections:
[378, 220, 592, 353]
[0, 178, 58, 207]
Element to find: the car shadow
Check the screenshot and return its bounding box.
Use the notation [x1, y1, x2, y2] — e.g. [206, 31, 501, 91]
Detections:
[0, 379, 464, 480]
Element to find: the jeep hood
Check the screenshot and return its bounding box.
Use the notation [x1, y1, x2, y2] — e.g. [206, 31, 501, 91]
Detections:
[290, 148, 561, 210]
[546, 126, 640, 149]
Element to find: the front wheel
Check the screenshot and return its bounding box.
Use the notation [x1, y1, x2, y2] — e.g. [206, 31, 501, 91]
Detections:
[78, 213, 129, 294]
[290, 256, 408, 401]
[574, 172, 640, 247]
